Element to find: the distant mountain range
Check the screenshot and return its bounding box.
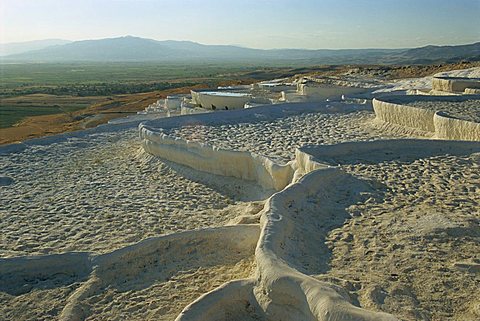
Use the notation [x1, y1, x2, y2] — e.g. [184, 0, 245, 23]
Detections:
[1, 36, 479, 65]
[0, 39, 71, 56]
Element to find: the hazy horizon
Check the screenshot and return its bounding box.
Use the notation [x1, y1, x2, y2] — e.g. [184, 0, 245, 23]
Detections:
[1, 35, 479, 51]
[1, 0, 479, 50]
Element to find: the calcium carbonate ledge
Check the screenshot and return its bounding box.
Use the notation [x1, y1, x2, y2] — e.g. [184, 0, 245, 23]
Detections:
[175, 139, 480, 321]
[373, 95, 480, 141]
[176, 169, 399, 321]
[139, 101, 370, 191]
[0, 225, 260, 321]
[465, 88, 480, 94]
[432, 76, 480, 93]
[175, 169, 398, 321]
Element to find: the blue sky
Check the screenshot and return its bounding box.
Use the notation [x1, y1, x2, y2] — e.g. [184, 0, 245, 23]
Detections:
[1, 0, 479, 48]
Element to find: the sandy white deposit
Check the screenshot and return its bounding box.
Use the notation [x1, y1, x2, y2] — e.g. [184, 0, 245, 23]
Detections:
[1, 67, 480, 321]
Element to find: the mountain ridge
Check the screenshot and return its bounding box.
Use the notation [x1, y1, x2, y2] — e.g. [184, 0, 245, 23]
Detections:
[0, 39, 72, 56]
[2, 36, 479, 64]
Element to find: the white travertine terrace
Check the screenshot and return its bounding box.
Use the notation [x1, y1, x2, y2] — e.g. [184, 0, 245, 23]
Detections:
[164, 108, 385, 164]
[141, 110, 432, 319]
[2, 68, 480, 321]
[432, 76, 480, 93]
[139, 102, 356, 191]
[191, 90, 252, 110]
[465, 88, 480, 94]
[137, 99, 480, 320]
[139, 101, 389, 190]
[374, 67, 480, 95]
[165, 96, 182, 110]
[297, 82, 368, 100]
[1, 225, 259, 321]
[373, 95, 480, 141]
[172, 139, 480, 321]
[176, 170, 400, 321]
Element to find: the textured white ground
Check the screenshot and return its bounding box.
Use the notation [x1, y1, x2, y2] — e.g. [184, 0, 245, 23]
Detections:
[2, 70, 480, 321]
[83, 257, 255, 321]
[167, 110, 411, 163]
[317, 152, 480, 321]
[0, 285, 79, 321]
[0, 125, 263, 321]
[0, 129, 265, 258]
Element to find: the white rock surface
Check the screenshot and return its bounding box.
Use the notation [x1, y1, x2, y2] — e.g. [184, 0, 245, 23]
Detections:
[0, 127, 264, 258]
[3, 69, 480, 321]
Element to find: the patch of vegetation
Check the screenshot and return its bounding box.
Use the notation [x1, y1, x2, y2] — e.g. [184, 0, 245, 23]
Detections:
[1, 62, 260, 86]
[2, 81, 195, 98]
[0, 62, 301, 127]
[0, 103, 89, 128]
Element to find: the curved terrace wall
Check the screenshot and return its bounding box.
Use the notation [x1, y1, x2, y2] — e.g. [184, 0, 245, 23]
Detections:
[252, 168, 399, 321]
[465, 88, 480, 94]
[175, 139, 480, 321]
[0, 225, 260, 321]
[434, 112, 480, 141]
[140, 108, 441, 321]
[4, 136, 478, 321]
[432, 76, 480, 93]
[372, 98, 436, 132]
[297, 83, 368, 100]
[373, 95, 480, 141]
[7, 95, 480, 321]
[175, 169, 400, 321]
[191, 90, 251, 110]
[140, 130, 293, 191]
[139, 102, 369, 191]
[138, 101, 479, 320]
[296, 139, 480, 165]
